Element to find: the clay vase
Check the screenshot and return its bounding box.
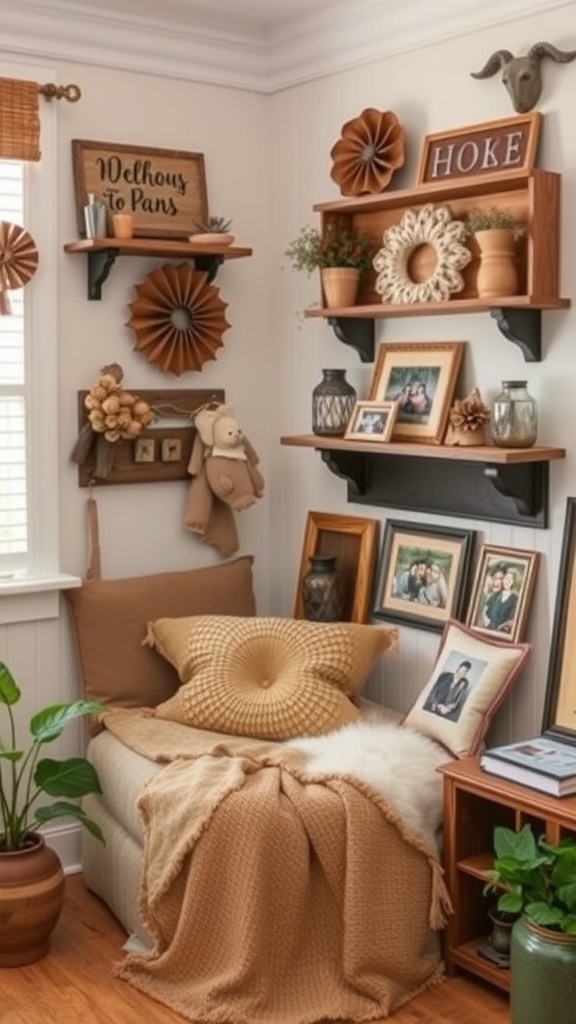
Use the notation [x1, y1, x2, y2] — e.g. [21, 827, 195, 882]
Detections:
[510, 916, 576, 1024]
[474, 228, 518, 299]
[321, 267, 360, 309]
[0, 833, 65, 966]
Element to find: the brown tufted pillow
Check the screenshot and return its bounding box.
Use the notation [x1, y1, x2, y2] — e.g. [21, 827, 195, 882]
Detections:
[64, 557, 256, 732]
[148, 615, 397, 740]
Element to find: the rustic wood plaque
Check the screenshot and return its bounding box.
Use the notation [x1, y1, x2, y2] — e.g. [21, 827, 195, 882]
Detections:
[415, 113, 541, 186]
[72, 140, 209, 239]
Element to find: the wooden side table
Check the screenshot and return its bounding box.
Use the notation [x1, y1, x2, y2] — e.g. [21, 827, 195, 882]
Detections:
[438, 755, 576, 993]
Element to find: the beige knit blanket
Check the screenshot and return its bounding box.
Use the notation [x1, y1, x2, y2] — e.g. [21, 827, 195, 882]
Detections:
[103, 709, 451, 1024]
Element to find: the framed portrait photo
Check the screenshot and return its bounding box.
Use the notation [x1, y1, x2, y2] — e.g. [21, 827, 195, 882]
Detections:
[344, 400, 398, 442]
[368, 341, 464, 444]
[373, 519, 475, 632]
[542, 498, 576, 744]
[465, 544, 539, 644]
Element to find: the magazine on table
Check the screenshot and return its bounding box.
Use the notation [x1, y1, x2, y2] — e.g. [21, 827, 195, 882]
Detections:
[480, 735, 576, 797]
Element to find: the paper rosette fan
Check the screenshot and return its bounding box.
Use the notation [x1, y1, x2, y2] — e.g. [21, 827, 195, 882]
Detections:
[126, 263, 230, 376]
[330, 108, 405, 196]
[0, 221, 39, 315]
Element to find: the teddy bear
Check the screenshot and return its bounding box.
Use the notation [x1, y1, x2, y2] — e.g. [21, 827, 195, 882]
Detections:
[193, 404, 264, 511]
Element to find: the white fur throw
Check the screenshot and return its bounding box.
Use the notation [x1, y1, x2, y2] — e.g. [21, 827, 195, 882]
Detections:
[287, 719, 451, 843]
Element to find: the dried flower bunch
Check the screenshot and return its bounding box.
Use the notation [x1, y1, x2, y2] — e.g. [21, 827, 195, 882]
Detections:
[83, 363, 153, 441]
[285, 222, 375, 280]
[464, 206, 526, 240]
[449, 387, 491, 432]
[330, 108, 405, 196]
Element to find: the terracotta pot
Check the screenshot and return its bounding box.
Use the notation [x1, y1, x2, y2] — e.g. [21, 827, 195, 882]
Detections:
[0, 833, 65, 966]
[321, 267, 360, 309]
[474, 228, 518, 299]
[188, 232, 234, 246]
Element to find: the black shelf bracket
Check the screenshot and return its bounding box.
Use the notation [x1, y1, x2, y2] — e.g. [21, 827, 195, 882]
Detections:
[86, 250, 224, 300]
[87, 249, 119, 301]
[317, 449, 550, 528]
[490, 308, 542, 362]
[327, 317, 375, 363]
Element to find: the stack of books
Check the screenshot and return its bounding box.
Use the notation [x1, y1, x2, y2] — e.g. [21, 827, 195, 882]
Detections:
[480, 735, 576, 797]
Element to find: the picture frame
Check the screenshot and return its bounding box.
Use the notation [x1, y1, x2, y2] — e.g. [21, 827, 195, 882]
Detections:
[368, 341, 464, 444]
[415, 112, 542, 186]
[71, 140, 208, 239]
[294, 511, 379, 624]
[344, 400, 398, 442]
[542, 497, 576, 745]
[373, 519, 475, 632]
[465, 544, 539, 644]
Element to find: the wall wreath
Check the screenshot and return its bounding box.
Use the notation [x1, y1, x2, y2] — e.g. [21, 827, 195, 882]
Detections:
[372, 204, 471, 304]
[126, 263, 230, 376]
[0, 221, 39, 315]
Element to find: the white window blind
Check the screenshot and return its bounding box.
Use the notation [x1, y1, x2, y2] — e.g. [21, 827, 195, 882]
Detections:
[0, 160, 27, 570]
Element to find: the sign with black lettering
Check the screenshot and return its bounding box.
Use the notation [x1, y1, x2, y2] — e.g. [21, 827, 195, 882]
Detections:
[415, 113, 541, 186]
[72, 140, 208, 239]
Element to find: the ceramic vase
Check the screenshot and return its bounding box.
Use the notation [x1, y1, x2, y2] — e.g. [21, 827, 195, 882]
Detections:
[312, 368, 356, 436]
[475, 228, 518, 299]
[301, 555, 344, 622]
[510, 917, 576, 1024]
[0, 834, 65, 966]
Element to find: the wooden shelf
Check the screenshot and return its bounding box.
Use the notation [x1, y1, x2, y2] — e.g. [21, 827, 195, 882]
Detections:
[280, 435, 565, 528]
[308, 169, 569, 362]
[438, 757, 576, 994]
[63, 237, 253, 300]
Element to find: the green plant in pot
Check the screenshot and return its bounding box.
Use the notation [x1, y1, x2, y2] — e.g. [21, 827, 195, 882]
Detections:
[484, 824, 576, 1024]
[464, 206, 526, 241]
[284, 221, 375, 309]
[0, 660, 105, 966]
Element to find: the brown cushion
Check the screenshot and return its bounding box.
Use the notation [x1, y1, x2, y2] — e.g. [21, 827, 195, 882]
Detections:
[403, 620, 531, 758]
[64, 557, 256, 730]
[148, 615, 397, 740]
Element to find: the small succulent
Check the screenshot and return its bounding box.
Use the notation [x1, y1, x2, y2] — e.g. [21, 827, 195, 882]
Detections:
[193, 215, 233, 233]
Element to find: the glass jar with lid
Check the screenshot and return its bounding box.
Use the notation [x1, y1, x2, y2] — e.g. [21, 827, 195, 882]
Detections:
[491, 380, 537, 448]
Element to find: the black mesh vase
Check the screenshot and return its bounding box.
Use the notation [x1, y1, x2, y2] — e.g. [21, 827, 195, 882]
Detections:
[312, 368, 356, 436]
[301, 555, 344, 622]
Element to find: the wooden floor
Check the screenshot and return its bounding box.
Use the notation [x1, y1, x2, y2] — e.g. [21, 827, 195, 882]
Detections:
[0, 874, 511, 1024]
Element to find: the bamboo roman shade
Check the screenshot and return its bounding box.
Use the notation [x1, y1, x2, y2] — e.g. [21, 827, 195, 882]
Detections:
[0, 78, 41, 161]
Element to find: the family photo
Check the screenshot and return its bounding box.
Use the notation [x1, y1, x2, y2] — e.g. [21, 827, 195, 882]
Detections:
[392, 548, 452, 608]
[386, 366, 440, 424]
[466, 545, 539, 644]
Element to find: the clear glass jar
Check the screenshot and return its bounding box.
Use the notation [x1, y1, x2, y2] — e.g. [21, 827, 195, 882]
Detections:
[312, 368, 356, 436]
[491, 380, 537, 448]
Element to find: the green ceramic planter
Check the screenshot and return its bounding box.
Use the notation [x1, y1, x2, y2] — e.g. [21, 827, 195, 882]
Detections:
[510, 916, 576, 1024]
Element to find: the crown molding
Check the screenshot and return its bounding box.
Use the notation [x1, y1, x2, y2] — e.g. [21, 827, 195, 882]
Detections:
[0, 0, 572, 93]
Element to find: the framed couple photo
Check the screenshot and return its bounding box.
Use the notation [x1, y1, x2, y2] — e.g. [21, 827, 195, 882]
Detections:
[368, 340, 464, 444]
[465, 544, 539, 645]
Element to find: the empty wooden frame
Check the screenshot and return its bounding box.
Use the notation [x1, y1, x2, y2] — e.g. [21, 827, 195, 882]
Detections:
[293, 511, 379, 624]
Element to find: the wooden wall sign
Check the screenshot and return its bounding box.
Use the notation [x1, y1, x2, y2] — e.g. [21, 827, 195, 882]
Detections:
[72, 140, 209, 239]
[415, 113, 541, 186]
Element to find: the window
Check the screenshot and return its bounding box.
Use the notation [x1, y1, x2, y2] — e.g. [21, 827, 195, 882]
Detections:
[0, 60, 79, 614]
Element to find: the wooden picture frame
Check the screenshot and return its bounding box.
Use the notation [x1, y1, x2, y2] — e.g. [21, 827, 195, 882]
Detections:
[542, 497, 576, 744]
[368, 341, 464, 444]
[294, 512, 379, 624]
[344, 400, 398, 442]
[465, 545, 539, 644]
[373, 519, 475, 632]
[415, 112, 541, 186]
[71, 140, 208, 239]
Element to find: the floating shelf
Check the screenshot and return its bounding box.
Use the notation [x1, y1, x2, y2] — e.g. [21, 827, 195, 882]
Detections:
[306, 169, 570, 363]
[63, 237, 253, 300]
[280, 434, 566, 528]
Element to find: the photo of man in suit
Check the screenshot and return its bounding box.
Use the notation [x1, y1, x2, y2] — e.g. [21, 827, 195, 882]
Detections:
[423, 659, 472, 722]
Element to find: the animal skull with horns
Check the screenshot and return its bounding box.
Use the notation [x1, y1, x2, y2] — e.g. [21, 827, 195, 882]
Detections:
[471, 42, 576, 112]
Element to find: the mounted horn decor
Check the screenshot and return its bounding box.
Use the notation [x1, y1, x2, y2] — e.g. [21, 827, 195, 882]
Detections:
[471, 42, 576, 112]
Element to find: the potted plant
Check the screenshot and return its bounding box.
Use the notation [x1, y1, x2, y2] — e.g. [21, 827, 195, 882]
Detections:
[464, 206, 526, 299]
[483, 823, 576, 1024]
[284, 221, 375, 309]
[189, 215, 234, 246]
[0, 660, 105, 966]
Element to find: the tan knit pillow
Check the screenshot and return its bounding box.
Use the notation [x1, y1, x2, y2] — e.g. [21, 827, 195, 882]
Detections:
[148, 616, 397, 740]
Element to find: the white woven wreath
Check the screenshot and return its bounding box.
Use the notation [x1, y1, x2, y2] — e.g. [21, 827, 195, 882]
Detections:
[372, 204, 471, 304]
